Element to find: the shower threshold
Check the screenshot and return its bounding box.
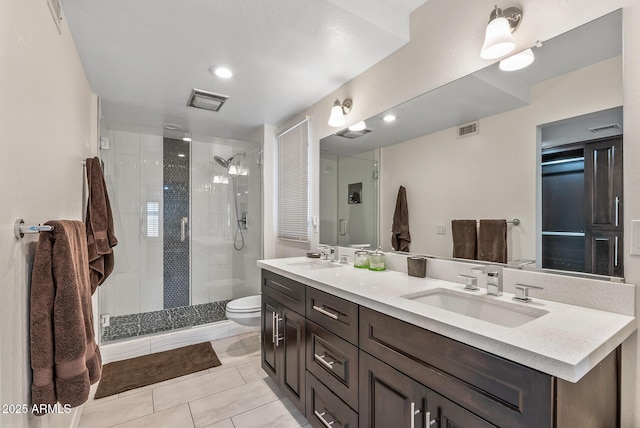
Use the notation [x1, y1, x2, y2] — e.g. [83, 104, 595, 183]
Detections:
[101, 300, 231, 343]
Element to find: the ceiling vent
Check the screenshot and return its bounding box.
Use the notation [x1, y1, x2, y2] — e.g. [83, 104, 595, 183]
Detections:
[187, 89, 228, 112]
[457, 120, 479, 138]
[588, 123, 621, 133]
[336, 128, 371, 139]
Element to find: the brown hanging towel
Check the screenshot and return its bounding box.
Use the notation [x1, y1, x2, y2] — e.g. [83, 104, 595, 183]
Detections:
[391, 185, 411, 251]
[477, 219, 507, 263]
[451, 220, 477, 260]
[85, 156, 118, 294]
[30, 220, 102, 414]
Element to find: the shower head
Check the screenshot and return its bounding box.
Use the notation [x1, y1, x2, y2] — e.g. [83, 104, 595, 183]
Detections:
[214, 155, 233, 170]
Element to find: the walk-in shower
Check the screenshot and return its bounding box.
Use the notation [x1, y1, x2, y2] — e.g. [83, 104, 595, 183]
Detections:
[98, 131, 261, 343]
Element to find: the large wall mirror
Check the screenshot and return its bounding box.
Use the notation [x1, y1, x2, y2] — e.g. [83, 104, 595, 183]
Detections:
[319, 10, 623, 278]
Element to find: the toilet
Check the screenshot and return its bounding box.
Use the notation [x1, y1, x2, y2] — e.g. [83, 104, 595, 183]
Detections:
[225, 294, 261, 327]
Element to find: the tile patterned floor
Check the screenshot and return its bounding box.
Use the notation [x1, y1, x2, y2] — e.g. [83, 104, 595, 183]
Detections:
[79, 332, 310, 428]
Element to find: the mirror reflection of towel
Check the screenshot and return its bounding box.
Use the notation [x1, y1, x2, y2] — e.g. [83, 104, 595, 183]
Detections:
[451, 220, 477, 260]
[391, 186, 411, 251]
[478, 219, 507, 263]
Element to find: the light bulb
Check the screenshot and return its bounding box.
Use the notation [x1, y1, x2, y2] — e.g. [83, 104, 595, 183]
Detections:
[348, 121, 367, 131]
[499, 48, 535, 71]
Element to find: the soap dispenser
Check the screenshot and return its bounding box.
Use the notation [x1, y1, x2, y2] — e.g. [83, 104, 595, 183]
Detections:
[368, 247, 386, 271]
[353, 249, 370, 269]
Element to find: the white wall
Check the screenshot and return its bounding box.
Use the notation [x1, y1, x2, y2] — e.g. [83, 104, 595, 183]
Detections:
[380, 56, 622, 260]
[0, 1, 97, 427]
[272, 0, 640, 426]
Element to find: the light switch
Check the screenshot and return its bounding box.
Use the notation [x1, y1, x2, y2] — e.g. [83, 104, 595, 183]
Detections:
[631, 220, 640, 256]
[436, 224, 446, 235]
[100, 137, 110, 150]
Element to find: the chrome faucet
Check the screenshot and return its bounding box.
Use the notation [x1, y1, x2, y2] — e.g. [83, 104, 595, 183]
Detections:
[470, 265, 503, 296]
[317, 245, 337, 261]
[486, 270, 503, 296]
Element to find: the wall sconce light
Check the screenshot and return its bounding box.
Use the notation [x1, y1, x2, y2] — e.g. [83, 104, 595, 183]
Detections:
[348, 121, 366, 132]
[328, 98, 353, 127]
[480, 5, 523, 60]
[499, 41, 542, 71]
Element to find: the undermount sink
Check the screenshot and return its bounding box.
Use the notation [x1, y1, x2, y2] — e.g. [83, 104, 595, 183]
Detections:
[402, 288, 548, 328]
[287, 261, 343, 270]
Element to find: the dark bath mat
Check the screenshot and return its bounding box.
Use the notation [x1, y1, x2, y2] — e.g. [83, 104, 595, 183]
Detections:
[94, 342, 221, 399]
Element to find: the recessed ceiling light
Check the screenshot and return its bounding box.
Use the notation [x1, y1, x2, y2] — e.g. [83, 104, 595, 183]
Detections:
[164, 124, 182, 131]
[383, 114, 396, 122]
[211, 66, 233, 79]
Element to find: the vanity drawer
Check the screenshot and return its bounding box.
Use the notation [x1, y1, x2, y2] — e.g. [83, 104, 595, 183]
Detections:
[359, 307, 552, 428]
[306, 371, 358, 428]
[262, 270, 305, 316]
[306, 287, 358, 344]
[306, 320, 359, 411]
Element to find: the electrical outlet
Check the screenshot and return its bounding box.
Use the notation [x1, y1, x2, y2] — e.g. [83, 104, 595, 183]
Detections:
[100, 137, 110, 150]
[436, 224, 446, 235]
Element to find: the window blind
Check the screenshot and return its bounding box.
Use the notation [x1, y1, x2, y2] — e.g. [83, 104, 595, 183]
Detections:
[278, 118, 310, 242]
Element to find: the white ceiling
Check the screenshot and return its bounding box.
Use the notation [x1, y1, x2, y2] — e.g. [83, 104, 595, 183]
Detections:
[61, 0, 428, 141]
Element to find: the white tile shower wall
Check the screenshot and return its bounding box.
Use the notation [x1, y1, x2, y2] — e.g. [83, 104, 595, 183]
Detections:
[100, 129, 164, 317]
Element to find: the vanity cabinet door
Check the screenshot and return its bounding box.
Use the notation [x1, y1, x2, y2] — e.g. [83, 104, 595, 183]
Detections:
[280, 306, 306, 414]
[427, 389, 497, 428]
[359, 351, 428, 428]
[261, 296, 279, 379]
[260, 295, 306, 415]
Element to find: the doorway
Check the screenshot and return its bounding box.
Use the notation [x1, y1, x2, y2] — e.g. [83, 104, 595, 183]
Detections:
[540, 107, 623, 277]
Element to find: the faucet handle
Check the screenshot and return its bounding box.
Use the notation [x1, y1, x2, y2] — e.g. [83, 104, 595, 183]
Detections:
[513, 284, 544, 302]
[458, 274, 479, 292]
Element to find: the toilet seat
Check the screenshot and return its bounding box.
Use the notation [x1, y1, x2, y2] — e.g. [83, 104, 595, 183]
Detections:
[226, 294, 261, 327]
[226, 295, 261, 313]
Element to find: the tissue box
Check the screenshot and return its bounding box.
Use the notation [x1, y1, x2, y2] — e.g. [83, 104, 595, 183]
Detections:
[407, 257, 426, 278]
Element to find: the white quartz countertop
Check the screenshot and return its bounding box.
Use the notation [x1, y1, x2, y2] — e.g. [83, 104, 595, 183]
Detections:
[258, 257, 637, 383]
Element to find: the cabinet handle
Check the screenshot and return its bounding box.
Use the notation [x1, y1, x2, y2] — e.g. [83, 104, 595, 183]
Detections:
[314, 353, 335, 370]
[425, 411, 437, 427]
[180, 216, 188, 242]
[339, 218, 347, 236]
[410, 402, 421, 428]
[615, 196, 620, 227]
[314, 410, 336, 428]
[615, 236, 619, 267]
[271, 312, 276, 344]
[313, 305, 339, 320]
[274, 315, 283, 347]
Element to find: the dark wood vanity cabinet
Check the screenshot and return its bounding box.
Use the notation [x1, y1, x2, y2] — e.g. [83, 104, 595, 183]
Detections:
[261, 271, 306, 414]
[260, 270, 620, 428]
[360, 351, 496, 428]
[359, 307, 620, 428]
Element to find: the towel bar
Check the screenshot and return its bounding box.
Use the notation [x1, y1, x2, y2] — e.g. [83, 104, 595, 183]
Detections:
[476, 218, 520, 226]
[14, 219, 54, 239]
